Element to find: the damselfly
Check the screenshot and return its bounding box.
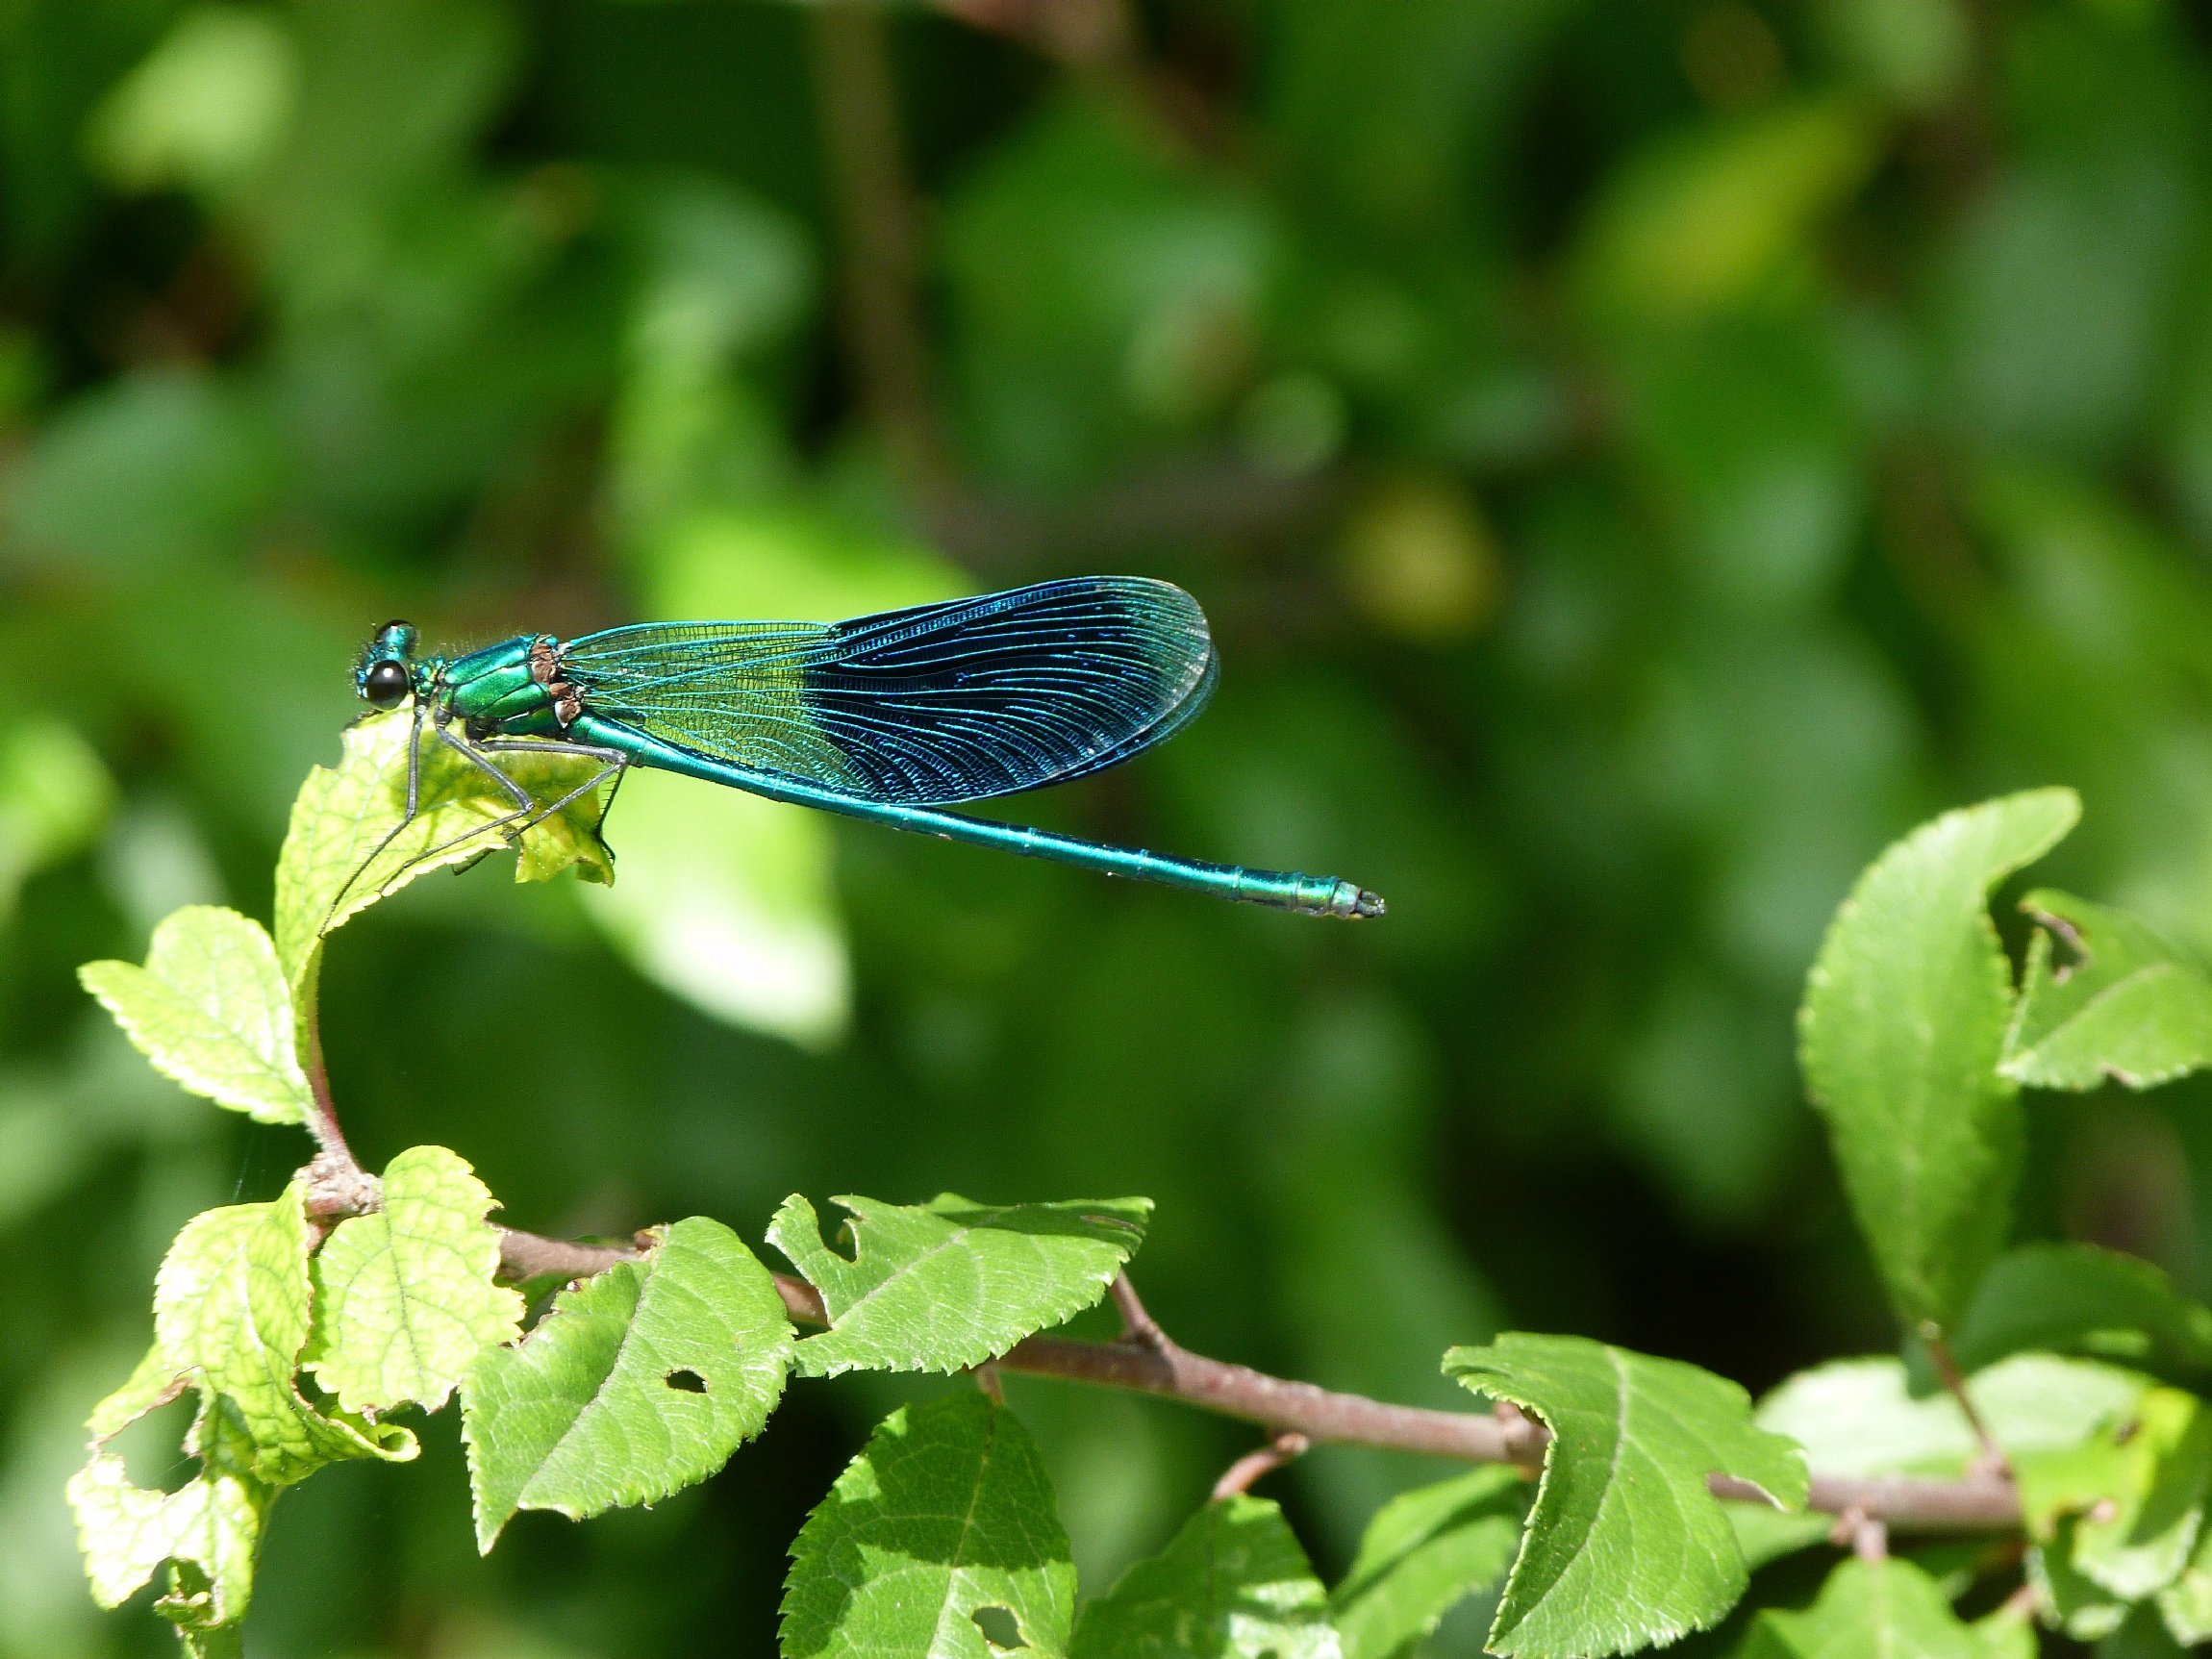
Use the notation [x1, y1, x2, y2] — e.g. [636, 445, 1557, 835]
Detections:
[345, 576, 1384, 920]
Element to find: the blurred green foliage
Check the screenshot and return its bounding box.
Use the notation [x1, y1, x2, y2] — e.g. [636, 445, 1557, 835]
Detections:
[8, 0, 2212, 1652]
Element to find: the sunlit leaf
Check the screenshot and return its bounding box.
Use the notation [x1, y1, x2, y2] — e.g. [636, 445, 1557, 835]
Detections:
[306, 1145, 522, 1415]
[1071, 1495, 1339, 1659]
[80, 905, 311, 1127]
[2002, 890, 2212, 1090]
[780, 1393, 1074, 1659]
[1328, 1466, 1525, 1659]
[2013, 1387, 2212, 1600]
[1741, 1556, 1990, 1658]
[462, 1217, 792, 1549]
[66, 1451, 264, 1624]
[770, 1193, 1149, 1378]
[1798, 789, 2080, 1329]
[1757, 1354, 2148, 1479]
[1444, 1332, 1807, 1657]
[154, 1185, 415, 1484]
[274, 707, 613, 1000]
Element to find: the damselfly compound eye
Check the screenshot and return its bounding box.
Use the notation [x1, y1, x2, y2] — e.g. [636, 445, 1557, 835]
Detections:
[363, 660, 411, 710]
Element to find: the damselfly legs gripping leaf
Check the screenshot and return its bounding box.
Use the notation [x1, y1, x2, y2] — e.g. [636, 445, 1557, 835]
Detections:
[334, 577, 1385, 925]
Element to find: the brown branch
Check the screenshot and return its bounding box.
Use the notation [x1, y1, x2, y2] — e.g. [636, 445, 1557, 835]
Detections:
[1921, 1327, 2011, 1477]
[300, 1012, 351, 1163]
[1213, 1431, 1309, 1499]
[498, 1229, 641, 1284]
[762, 1267, 2021, 1532]
[292, 978, 2018, 1541]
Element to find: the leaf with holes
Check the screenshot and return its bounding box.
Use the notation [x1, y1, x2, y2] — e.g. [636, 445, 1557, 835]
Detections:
[154, 1184, 415, 1485]
[306, 1145, 522, 1415]
[66, 1451, 265, 1626]
[1740, 1556, 1997, 1658]
[780, 1392, 1074, 1659]
[79, 905, 310, 1126]
[273, 709, 614, 1002]
[1444, 1333, 1808, 1658]
[461, 1217, 792, 1549]
[2002, 890, 2212, 1090]
[769, 1193, 1149, 1377]
[1799, 789, 2079, 1329]
[1329, 1467, 1527, 1659]
[2013, 1386, 2212, 1601]
[1071, 1494, 1340, 1659]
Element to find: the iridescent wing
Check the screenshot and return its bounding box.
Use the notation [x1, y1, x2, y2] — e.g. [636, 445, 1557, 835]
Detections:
[559, 577, 1218, 804]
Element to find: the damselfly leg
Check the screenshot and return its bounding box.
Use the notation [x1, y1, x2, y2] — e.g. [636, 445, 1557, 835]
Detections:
[320, 713, 626, 933]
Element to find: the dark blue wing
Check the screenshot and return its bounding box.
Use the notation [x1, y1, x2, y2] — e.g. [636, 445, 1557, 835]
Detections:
[559, 577, 1218, 804]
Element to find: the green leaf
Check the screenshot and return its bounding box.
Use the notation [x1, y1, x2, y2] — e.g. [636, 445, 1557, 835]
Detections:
[1443, 1333, 1809, 1658]
[1725, 1503, 1837, 1571]
[79, 905, 311, 1126]
[1573, 98, 1881, 324]
[2156, 1519, 2212, 1645]
[1798, 789, 2080, 1329]
[1328, 1467, 1526, 1659]
[779, 1393, 1075, 1659]
[2027, 1519, 2132, 1643]
[1071, 1495, 1339, 1659]
[306, 1145, 523, 1415]
[1946, 1243, 2212, 1380]
[2014, 1387, 2212, 1600]
[65, 1451, 264, 1623]
[2001, 890, 2212, 1090]
[769, 1193, 1150, 1377]
[1742, 1556, 1991, 1658]
[1756, 1354, 2149, 1479]
[154, 1184, 415, 1484]
[86, 1338, 191, 1441]
[273, 708, 614, 996]
[462, 1217, 792, 1549]
[0, 714, 113, 917]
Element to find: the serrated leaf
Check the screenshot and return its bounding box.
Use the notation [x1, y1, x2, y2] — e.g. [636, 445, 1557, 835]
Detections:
[1329, 1467, 1525, 1659]
[306, 1145, 522, 1415]
[2002, 891, 2212, 1090]
[1444, 1333, 1808, 1658]
[155, 1184, 415, 1484]
[1945, 1243, 2212, 1381]
[86, 1339, 190, 1441]
[65, 1451, 264, 1621]
[1798, 789, 2079, 1329]
[1757, 1354, 2148, 1479]
[273, 708, 614, 997]
[2014, 1387, 2212, 1600]
[770, 1193, 1150, 1377]
[780, 1393, 1074, 1659]
[1741, 1557, 1990, 1658]
[1071, 1495, 1340, 1659]
[79, 905, 310, 1126]
[462, 1216, 792, 1549]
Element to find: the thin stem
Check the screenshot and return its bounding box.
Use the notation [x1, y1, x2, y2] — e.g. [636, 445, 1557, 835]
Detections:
[300, 1001, 350, 1163]
[1922, 1326, 2010, 1476]
[1212, 1431, 1309, 1499]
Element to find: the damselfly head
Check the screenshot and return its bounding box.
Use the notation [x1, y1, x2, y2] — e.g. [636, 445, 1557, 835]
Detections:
[356, 619, 420, 710]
